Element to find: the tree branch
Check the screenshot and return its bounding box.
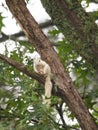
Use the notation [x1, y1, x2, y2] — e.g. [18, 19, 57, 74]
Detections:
[0, 53, 45, 84]
[55, 102, 68, 129]
[0, 32, 25, 43]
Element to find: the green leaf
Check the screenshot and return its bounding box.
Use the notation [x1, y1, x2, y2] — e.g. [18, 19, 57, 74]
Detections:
[48, 29, 60, 36]
[0, 13, 4, 31]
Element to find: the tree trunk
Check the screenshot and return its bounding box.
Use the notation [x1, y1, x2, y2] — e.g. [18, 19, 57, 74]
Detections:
[41, 0, 98, 71]
[6, 0, 98, 130]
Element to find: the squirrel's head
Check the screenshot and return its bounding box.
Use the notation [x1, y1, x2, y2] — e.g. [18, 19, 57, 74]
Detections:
[33, 58, 41, 64]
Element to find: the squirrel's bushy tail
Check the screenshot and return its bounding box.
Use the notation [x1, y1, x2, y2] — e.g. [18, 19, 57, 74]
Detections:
[44, 76, 52, 107]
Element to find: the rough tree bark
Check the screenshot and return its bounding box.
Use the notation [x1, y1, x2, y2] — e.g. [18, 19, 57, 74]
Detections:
[5, 0, 98, 130]
[41, 0, 98, 71]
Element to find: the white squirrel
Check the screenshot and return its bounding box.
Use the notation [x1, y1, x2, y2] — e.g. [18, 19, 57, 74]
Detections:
[33, 57, 52, 107]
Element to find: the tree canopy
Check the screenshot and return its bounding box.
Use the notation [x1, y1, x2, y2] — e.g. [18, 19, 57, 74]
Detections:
[0, 0, 98, 130]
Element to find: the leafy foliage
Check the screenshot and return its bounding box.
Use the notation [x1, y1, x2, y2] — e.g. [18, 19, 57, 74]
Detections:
[0, 13, 4, 31]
